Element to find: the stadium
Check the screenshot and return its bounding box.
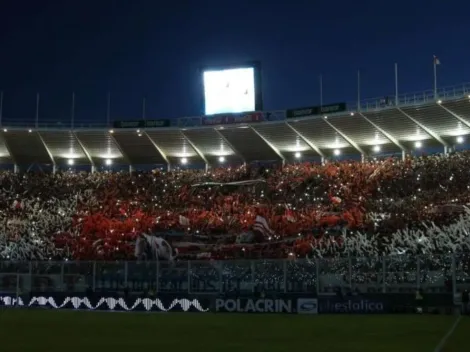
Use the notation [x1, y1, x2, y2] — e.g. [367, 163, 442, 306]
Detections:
[0, 78, 470, 350]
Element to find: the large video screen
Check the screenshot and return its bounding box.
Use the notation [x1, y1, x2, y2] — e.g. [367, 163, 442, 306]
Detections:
[203, 67, 256, 115]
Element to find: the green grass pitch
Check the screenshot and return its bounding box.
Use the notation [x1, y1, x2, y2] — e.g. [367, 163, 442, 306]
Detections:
[0, 309, 467, 352]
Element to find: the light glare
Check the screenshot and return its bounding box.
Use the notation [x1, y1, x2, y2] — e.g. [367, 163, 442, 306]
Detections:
[203, 67, 255, 115]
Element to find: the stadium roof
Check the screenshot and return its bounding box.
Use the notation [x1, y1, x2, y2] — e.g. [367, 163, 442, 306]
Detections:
[1, 84, 470, 170]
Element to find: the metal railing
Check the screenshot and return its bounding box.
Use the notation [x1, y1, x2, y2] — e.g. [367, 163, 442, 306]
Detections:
[1, 81, 470, 130]
[0, 253, 469, 295]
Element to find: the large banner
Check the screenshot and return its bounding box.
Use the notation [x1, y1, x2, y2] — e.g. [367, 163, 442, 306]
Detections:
[286, 103, 347, 118]
[113, 119, 170, 128]
[202, 112, 264, 126]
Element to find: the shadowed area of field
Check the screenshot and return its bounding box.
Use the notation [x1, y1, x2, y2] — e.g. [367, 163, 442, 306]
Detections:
[0, 309, 468, 352]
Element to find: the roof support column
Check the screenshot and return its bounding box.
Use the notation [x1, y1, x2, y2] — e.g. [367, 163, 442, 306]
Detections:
[180, 131, 209, 171]
[214, 128, 246, 165]
[109, 133, 133, 170]
[358, 112, 407, 159]
[285, 122, 325, 163]
[438, 103, 470, 130]
[322, 117, 366, 161]
[250, 126, 286, 165]
[143, 131, 171, 171]
[73, 132, 96, 173]
[397, 108, 449, 153]
[2, 131, 19, 173]
[37, 131, 56, 173]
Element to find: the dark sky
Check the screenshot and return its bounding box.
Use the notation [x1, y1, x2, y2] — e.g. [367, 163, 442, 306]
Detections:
[0, 0, 469, 126]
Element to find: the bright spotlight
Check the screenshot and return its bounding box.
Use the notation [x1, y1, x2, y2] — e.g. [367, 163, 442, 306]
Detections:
[181, 157, 188, 164]
[457, 136, 464, 144]
[295, 152, 301, 159]
[415, 141, 422, 148]
[67, 159, 74, 166]
[333, 149, 340, 156]
[350, 112, 354, 116]
[3, 129, 7, 132]
[105, 159, 112, 165]
[218, 156, 225, 162]
[109, 130, 114, 134]
[28, 129, 32, 133]
[437, 100, 442, 104]
[373, 145, 381, 152]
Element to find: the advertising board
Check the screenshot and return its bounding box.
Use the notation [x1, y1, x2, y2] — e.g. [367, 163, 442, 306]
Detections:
[215, 298, 293, 313]
[201, 112, 264, 125]
[286, 103, 347, 118]
[318, 298, 385, 313]
[113, 119, 170, 128]
[297, 298, 318, 314]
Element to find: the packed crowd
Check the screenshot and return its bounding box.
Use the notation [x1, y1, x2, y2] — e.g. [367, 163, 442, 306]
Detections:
[1, 150, 470, 261]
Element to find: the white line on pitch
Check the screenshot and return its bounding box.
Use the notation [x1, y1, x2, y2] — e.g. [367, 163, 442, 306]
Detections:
[432, 314, 462, 352]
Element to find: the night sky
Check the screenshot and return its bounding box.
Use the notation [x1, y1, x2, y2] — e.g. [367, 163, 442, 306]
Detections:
[0, 0, 469, 126]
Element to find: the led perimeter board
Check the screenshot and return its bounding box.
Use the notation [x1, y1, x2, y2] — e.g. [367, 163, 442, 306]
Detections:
[201, 61, 263, 115]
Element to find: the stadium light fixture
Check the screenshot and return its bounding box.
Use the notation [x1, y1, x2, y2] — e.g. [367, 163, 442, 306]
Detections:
[415, 141, 422, 148]
[181, 157, 188, 164]
[457, 136, 464, 144]
[105, 159, 112, 166]
[333, 149, 340, 156]
[373, 145, 381, 152]
[295, 152, 301, 159]
[67, 159, 75, 165]
[218, 156, 225, 162]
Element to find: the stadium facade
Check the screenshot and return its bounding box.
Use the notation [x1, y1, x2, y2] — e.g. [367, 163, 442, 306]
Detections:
[1, 83, 470, 172]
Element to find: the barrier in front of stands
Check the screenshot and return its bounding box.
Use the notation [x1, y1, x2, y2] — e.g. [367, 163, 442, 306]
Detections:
[0, 293, 454, 315]
[0, 295, 210, 312]
[1, 255, 467, 296]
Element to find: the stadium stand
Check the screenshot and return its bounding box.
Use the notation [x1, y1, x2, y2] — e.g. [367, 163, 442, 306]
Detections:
[1, 142, 470, 262]
[1, 86, 470, 265]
